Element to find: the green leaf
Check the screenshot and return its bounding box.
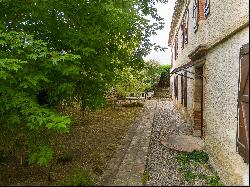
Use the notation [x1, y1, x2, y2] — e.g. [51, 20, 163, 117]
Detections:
[37, 146, 53, 166]
[28, 152, 38, 165]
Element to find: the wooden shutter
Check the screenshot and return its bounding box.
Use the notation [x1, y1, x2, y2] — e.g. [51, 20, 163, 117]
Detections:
[174, 36, 179, 59]
[237, 43, 249, 164]
[184, 9, 189, 44]
[176, 36, 178, 57]
[193, 0, 199, 32]
[174, 77, 177, 98]
[181, 20, 185, 49]
[174, 41, 176, 60]
[204, 0, 210, 17]
[184, 71, 187, 107]
[176, 76, 178, 100]
[174, 76, 178, 99]
[181, 74, 184, 104]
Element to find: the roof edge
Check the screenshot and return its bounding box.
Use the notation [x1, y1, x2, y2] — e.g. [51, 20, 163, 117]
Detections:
[168, 0, 186, 47]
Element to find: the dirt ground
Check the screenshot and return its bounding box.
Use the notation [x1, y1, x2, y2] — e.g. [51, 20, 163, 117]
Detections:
[0, 104, 142, 186]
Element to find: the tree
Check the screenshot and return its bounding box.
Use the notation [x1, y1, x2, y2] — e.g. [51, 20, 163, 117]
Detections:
[144, 59, 162, 89]
[0, 30, 80, 166]
[0, 0, 167, 107]
[0, 0, 168, 165]
[159, 64, 171, 87]
[113, 59, 162, 98]
[113, 67, 150, 98]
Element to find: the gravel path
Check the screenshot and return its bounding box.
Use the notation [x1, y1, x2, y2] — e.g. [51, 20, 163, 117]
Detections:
[101, 98, 221, 186]
[145, 99, 201, 186]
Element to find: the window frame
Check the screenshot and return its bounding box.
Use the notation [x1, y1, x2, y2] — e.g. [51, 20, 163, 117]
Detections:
[204, 0, 210, 18]
[193, 0, 199, 32]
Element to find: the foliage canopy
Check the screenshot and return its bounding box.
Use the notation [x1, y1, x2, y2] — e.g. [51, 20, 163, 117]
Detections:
[113, 59, 162, 98]
[0, 0, 168, 166]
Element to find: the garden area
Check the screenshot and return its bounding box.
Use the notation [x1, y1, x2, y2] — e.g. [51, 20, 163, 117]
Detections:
[0, 0, 171, 185]
[0, 103, 143, 185]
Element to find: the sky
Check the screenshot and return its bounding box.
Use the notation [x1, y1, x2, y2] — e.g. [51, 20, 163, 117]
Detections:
[143, 0, 176, 65]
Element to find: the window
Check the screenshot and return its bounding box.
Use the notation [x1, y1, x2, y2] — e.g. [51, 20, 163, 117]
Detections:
[193, 0, 207, 32]
[204, 0, 210, 17]
[181, 9, 189, 48]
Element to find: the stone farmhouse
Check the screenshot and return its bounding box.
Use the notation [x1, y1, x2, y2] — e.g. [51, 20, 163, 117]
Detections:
[168, 0, 249, 185]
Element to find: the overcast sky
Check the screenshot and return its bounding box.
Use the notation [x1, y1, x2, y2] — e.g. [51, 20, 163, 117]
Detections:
[143, 0, 176, 65]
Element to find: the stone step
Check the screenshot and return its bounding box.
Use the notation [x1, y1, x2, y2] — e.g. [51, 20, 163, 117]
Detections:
[160, 135, 204, 152]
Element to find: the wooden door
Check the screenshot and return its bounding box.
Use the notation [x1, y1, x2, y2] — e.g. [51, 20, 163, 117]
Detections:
[237, 43, 249, 164]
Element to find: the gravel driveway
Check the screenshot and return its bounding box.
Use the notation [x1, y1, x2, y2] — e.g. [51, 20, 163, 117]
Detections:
[145, 99, 218, 186]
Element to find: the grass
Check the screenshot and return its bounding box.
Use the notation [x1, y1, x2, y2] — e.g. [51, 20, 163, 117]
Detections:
[0, 105, 142, 185]
[57, 152, 73, 164]
[58, 168, 94, 186]
[141, 170, 150, 185]
[176, 150, 224, 186]
[176, 150, 209, 165]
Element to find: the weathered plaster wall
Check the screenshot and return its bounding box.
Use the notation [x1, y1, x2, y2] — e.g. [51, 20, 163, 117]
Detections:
[170, 0, 249, 72]
[204, 0, 249, 47]
[169, 0, 249, 185]
[170, 0, 206, 72]
[203, 27, 249, 186]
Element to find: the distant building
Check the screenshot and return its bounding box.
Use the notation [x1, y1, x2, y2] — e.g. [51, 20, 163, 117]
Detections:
[168, 0, 249, 185]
